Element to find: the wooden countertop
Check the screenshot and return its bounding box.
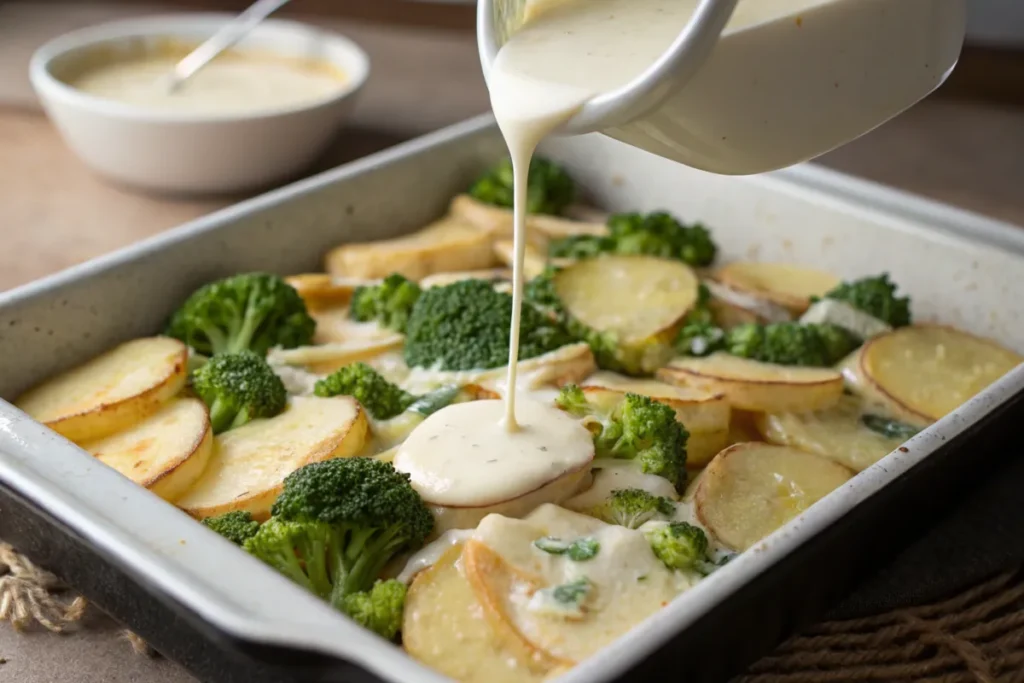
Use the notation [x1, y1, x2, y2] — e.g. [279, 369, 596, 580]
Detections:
[1, 4, 1024, 683]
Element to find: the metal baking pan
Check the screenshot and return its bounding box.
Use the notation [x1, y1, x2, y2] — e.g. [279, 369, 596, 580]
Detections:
[2, 115, 1023, 683]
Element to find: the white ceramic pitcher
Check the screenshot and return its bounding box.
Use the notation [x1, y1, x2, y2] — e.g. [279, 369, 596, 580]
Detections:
[478, 0, 968, 175]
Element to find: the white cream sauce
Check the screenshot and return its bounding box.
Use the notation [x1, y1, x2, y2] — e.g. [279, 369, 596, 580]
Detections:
[563, 460, 681, 515]
[71, 50, 347, 114]
[397, 529, 476, 584]
[393, 399, 593, 507]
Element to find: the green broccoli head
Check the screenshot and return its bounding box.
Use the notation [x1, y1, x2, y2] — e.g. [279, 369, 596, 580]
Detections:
[314, 363, 415, 420]
[720, 322, 859, 367]
[817, 273, 912, 328]
[192, 350, 287, 433]
[644, 521, 709, 572]
[548, 234, 616, 260]
[586, 488, 676, 529]
[244, 517, 336, 599]
[404, 279, 573, 371]
[546, 211, 717, 267]
[555, 386, 688, 489]
[201, 510, 261, 545]
[348, 274, 422, 334]
[166, 273, 316, 356]
[468, 156, 575, 216]
[265, 457, 433, 604]
[341, 579, 407, 641]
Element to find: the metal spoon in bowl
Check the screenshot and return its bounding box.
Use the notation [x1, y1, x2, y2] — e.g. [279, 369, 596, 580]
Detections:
[165, 0, 291, 93]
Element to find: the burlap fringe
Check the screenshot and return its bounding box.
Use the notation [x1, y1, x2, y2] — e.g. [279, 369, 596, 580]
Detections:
[3, 540, 1023, 678]
[0, 541, 155, 657]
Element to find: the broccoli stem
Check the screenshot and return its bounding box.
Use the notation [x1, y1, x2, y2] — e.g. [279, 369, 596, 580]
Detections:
[207, 396, 235, 434]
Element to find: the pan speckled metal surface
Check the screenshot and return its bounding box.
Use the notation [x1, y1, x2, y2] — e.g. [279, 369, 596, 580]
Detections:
[1, 115, 1023, 683]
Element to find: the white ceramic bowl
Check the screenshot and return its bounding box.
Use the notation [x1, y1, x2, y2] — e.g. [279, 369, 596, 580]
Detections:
[29, 14, 370, 195]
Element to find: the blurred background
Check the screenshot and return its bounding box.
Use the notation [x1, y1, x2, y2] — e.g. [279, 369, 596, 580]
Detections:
[0, 0, 1022, 282]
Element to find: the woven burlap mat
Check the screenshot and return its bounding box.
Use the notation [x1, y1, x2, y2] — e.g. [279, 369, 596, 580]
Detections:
[2, 540, 1022, 681]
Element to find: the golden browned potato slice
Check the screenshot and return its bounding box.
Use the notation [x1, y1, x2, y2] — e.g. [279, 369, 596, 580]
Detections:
[757, 394, 907, 472]
[309, 306, 404, 346]
[687, 429, 729, 469]
[419, 269, 512, 289]
[860, 325, 1023, 423]
[449, 194, 607, 244]
[492, 240, 564, 281]
[579, 372, 730, 434]
[554, 255, 700, 375]
[84, 398, 212, 502]
[713, 262, 839, 316]
[403, 544, 553, 683]
[402, 342, 596, 395]
[462, 505, 688, 666]
[177, 396, 368, 520]
[16, 337, 188, 443]
[284, 274, 371, 312]
[726, 410, 763, 446]
[324, 217, 496, 280]
[837, 349, 929, 427]
[658, 353, 843, 413]
[695, 443, 853, 551]
[266, 335, 405, 376]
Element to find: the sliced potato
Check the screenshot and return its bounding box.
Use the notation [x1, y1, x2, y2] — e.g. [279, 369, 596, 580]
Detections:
[704, 279, 793, 326]
[266, 335, 405, 375]
[430, 468, 592, 536]
[492, 240, 551, 281]
[687, 429, 729, 469]
[463, 506, 687, 665]
[579, 373, 730, 434]
[695, 442, 853, 551]
[860, 325, 1023, 422]
[419, 269, 512, 289]
[401, 342, 596, 395]
[713, 262, 839, 316]
[727, 410, 762, 446]
[658, 353, 843, 413]
[708, 295, 767, 329]
[563, 459, 680, 514]
[449, 194, 607, 244]
[757, 395, 906, 472]
[837, 349, 929, 427]
[310, 306, 403, 346]
[403, 544, 552, 683]
[85, 398, 212, 502]
[177, 396, 368, 520]
[324, 217, 495, 280]
[284, 274, 372, 311]
[16, 336, 188, 443]
[554, 255, 700, 375]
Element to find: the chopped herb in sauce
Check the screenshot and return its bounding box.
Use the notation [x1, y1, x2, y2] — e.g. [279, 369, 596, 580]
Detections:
[861, 414, 920, 440]
[534, 536, 601, 561]
[527, 577, 593, 618]
[552, 577, 592, 605]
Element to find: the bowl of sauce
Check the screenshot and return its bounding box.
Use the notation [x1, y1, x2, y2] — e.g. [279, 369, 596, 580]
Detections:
[30, 15, 370, 194]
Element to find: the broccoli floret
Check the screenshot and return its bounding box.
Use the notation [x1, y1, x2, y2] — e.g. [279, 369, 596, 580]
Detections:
[349, 274, 422, 334]
[674, 284, 726, 356]
[548, 234, 616, 260]
[403, 279, 573, 371]
[314, 363, 414, 420]
[468, 157, 575, 216]
[586, 488, 676, 529]
[270, 458, 431, 600]
[166, 273, 315, 356]
[556, 386, 688, 488]
[547, 211, 717, 267]
[644, 522, 709, 572]
[246, 459, 431, 615]
[192, 351, 287, 433]
[201, 510, 260, 545]
[816, 274, 912, 328]
[723, 322, 859, 366]
[341, 579, 407, 640]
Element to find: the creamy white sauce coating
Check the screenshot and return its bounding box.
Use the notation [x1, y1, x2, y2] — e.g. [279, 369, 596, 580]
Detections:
[397, 529, 475, 584]
[393, 399, 594, 507]
[71, 51, 347, 114]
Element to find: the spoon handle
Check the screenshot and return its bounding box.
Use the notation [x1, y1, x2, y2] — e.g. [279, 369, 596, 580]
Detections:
[167, 0, 292, 92]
